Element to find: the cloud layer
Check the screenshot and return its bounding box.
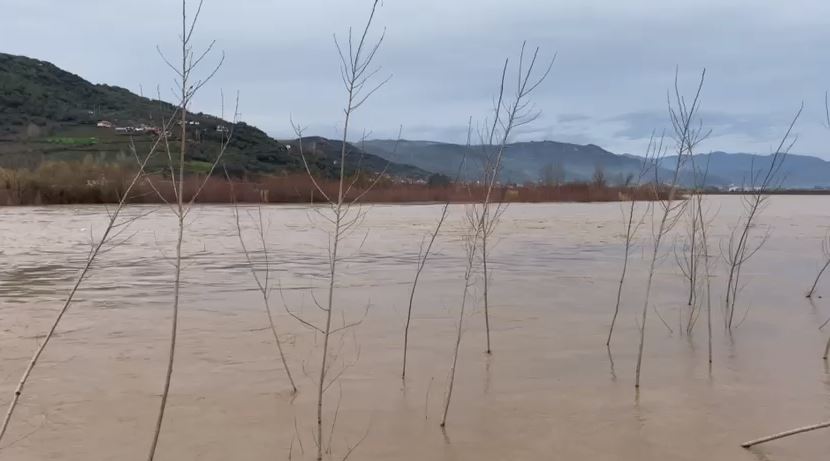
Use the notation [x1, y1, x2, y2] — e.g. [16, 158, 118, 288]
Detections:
[3, 0, 829, 157]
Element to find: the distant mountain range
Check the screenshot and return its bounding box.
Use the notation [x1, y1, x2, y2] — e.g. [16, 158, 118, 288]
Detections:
[363, 139, 830, 188]
[362, 139, 653, 184]
[660, 152, 830, 189]
[2, 51, 828, 188]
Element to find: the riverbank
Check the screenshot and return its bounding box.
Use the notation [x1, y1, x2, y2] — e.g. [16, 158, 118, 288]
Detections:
[0, 165, 662, 205]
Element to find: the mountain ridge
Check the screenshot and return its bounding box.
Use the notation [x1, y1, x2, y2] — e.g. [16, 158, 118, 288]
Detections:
[363, 139, 830, 188]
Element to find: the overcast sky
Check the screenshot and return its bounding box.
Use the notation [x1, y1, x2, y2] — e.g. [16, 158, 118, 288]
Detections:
[3, 0, 830, 158]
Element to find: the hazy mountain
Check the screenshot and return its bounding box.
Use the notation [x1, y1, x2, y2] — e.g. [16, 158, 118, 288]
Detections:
[364, 139, 830, 188]
[658, 152, 830, 188]
[363, 139, 668, 184]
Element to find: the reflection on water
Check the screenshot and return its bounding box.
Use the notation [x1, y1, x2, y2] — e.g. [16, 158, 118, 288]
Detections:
[0, 197, 829, 460]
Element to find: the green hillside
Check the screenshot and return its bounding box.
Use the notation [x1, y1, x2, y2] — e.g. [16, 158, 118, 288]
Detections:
[0, 52, 426, 179]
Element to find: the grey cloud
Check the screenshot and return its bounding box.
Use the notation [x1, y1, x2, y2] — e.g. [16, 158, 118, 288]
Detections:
[2, 0, 830, 158]
[609, 110, 802, 143]
[557, 113, 591, 123]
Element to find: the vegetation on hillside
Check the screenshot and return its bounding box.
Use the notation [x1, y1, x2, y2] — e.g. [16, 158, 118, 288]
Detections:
[0, 52, 425, 180]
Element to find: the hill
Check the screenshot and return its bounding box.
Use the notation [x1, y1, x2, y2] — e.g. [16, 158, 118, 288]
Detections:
[0, 52, 426, 179]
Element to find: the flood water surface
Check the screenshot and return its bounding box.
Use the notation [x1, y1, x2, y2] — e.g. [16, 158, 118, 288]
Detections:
[1, 196, 829, 460]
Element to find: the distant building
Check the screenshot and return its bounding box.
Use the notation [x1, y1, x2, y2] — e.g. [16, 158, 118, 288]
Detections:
[216, 125, 229, 133]
[97, 121, 114, 128]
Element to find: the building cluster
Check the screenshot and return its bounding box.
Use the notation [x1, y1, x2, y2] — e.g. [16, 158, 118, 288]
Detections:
[96, 120, 167, 136]
[97, 119, 230, 140]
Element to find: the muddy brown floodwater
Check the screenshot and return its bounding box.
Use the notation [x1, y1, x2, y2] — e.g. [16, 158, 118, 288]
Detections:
[1, 195, 829, 460]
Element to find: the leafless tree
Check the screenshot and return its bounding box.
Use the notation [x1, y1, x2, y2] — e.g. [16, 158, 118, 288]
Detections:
[697, 193, 716, 365]
[440, 217, 478, 430]
[145, 1, 231, 459]
[806, 232, 830, 299]
[475, 45, 553, 355]
[442, 43, 553, 426]
[635, 69, 707, 389]
[674, 153, 716, 338]
[688, 153, 717, 363]
[0, 120, 175, 446]
[286, 2, 388, 458]
[824, 324, 830, 361]
[477, 183, 508, 355]
[401, 119, 472, 380]
[606, 138, 654, 348]
[228, 184, 297, 392]
[721, 105, 802, 331]
[675, 191, 701, 310]
[806, 95, 830, 299]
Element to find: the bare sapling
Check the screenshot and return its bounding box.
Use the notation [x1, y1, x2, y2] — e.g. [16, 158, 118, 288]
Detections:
[146, 1, 233, 459]
[806, 95, 830, 299]
[441, 43, 553, 426]
[440, 220, 478, 429]
[697, 193, 715, 365]
[401, 119, 472, 380]
[228, 180, 297, 392]
[478, 172, 509, 355]
[689, 154, 716, 363]
[635, 69, 707, 389]
[474, 44, 554, 355]
[606, 139, 655, 348]
[286, 2, 389, 459]
[0, 117, 177, 445]
[824, 326, 830, 360]
[721, 105, 802, 331]
[675, 186, 700, 311]
[806, 232, 830, 299]
[675, 154, 714, 337]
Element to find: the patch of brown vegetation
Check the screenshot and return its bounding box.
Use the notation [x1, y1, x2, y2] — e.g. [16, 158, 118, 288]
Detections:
[0, 162, 665, 206]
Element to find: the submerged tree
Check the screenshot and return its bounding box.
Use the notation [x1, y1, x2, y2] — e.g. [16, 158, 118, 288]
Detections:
[442, 43, 553, 426]
[402, 119, 471, 380]
[286, 1, 389, 458]
[146, 1, 232, 459]
[674, 153, 715, 337]
[606, 139, 654, 348]
[675, 190, 701, 310]
[688, 154, 716, 362]
[229, 194, 297, 393]
[635, 69, 706, 389]
[806, 95, 830, 300]
[806, 232, 830, 299]
[722, 105, 802, 331]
